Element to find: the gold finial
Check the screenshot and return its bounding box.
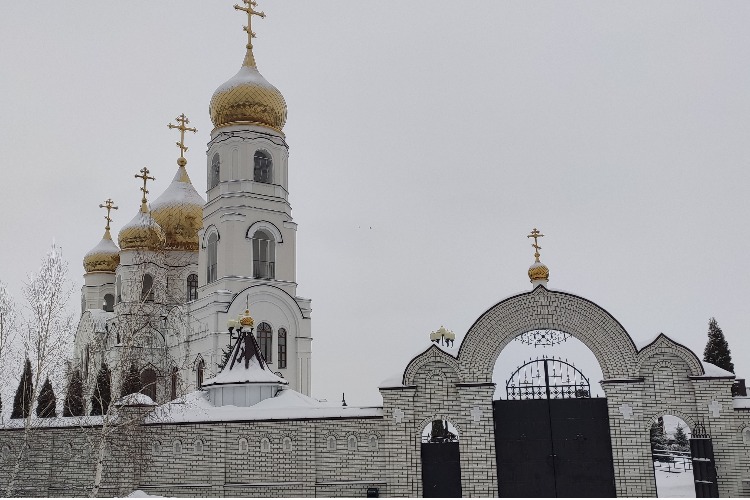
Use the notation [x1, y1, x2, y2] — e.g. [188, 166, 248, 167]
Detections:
[98, 198, 118, 238]
[134, 167, 155, 212]
[167, 114, 197, 167]
[527, 228, 545, 263]
[234, 0, 266, 68]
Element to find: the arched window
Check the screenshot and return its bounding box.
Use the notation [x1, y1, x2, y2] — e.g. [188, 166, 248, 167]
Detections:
[187, 274, 198, 301]
[209, 153, 220, 189]
[348, 435, 358, 451]
[152, 441, 161, 454]
[251, 230, 275, 279]
[238, 438, 249, 453]
[277, 328, 287, 369]
[196, 358, 205, 389]
[260, 438, 270, 453]
[140, 368, 157, 401]
[141, 274, 154, 302]
[173, 440, 182, 454]
[194, 439, 204, 454]
[743, 428, 750, 445]
[327, 436, 336, 451]
[115, 275, 122, 303]
[257, 322, 272, 363]
[207, 233, 218, 284]
[103, 294, 114, 312]
[253, 150, 273, 184]
[369, 435, 378, 450]
[283, 436, 292, 451]
[170, 367, 178, 401]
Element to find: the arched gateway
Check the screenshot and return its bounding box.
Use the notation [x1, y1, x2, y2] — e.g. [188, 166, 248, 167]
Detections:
[383, 285, 741, 497]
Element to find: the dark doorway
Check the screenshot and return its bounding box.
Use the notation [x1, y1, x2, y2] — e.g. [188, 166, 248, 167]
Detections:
[494, 357, 616, 498]
[421, 420, 462, 498]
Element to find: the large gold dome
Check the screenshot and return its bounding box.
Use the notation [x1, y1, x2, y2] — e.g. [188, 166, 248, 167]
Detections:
[150, 166, 205, 251]
[118, 204, 166, 252]
[209, 64, 287, 131]
[83, 230, 120, 273]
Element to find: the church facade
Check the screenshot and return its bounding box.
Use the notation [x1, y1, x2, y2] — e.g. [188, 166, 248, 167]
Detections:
[1, 3, 749, 498]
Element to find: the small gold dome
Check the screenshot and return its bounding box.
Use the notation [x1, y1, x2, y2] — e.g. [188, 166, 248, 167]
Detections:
[118, 204, 166, 252]
[150, 166, 205, 251]
[209, 64, 287, 132]
[528, 261, 550, 283]
[83, 230, 120, 273]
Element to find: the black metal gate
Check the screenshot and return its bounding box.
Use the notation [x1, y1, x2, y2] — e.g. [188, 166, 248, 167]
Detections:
[690, 423, 719, 498]
[494, 357, 616, 498]
[421, 442, 462, 498]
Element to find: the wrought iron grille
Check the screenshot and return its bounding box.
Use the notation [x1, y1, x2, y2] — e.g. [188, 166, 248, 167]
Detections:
[514, 329, 572, 347]
[506, 356, 591, 400]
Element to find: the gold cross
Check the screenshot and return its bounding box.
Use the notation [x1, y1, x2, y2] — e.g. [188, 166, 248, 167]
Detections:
[527, 228, 545, 262]
[167, 113, 197, 165]
[98, 198, 118, 232]
[135, 167, 155, 205]
[234, 0, 265, 61]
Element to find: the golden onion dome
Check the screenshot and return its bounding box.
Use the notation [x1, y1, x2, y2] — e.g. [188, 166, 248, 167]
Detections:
[528, 261, 550, 283]
[118, 203, 166, 252]
[150, 166, 205, 251]
[83, 229, 120, 273]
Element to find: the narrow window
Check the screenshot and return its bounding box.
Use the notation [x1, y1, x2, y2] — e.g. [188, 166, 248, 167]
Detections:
[141, 274, 154, 302]
[251, 230, 275, 279]
[369, 436, 378, 450]
[257, 322, 272, 363]
[744, 428, 750, 445]
[173, 440, 182, 454]
[327, 436, 336, 451]
[277, 328, 287, 369]
[207, 233, 218, 284]
[103, 294, 114, 312]
[209, 153, 220, 189]
[196, 358, 205, 389]
[253, 150, 273, 184]
[170, 367, 178, 400]
[115, 275, 122, 303]
[348, 435, 357, 451]
[283, 437, 292, 451]
[238, 438, 248, 452]
[260, 438, 270, 453]
[194, 439, 204, 454]
[187, 274, 198, 301]
[152, 441, 161, 454]
[140, 368, 157, 401]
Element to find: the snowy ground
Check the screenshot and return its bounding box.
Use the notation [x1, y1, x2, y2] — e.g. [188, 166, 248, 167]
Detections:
[655, 466, 695, 498]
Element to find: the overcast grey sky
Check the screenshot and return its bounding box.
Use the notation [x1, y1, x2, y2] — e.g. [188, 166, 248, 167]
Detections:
[1, 1, 748, 406]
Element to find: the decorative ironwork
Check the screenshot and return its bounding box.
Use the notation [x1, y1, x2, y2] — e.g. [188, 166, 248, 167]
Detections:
[514, 329, 571, 347]
[506, 356, 591, 400]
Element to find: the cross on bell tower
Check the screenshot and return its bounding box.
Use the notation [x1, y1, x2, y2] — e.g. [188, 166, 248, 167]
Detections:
[234, 0, 266, 68]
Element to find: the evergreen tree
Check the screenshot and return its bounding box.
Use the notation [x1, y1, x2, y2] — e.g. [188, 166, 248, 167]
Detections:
[674, 424, 689, 451]
[90, 364, 111, 416]
[11, 358, 33, 419]
[120, 364, 141, 397]
[36, 377, 56, 418]
[218, 341, 234, 371]
[650, 422, 673, 462]
[63, 370, 84, 417]
[703, 317, 734, 373]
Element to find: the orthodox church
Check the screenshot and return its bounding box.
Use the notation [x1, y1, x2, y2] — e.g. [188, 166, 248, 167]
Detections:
[74, 0, 312, 407]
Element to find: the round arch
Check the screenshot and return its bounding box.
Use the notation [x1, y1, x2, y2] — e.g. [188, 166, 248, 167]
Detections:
[457, 286, 639, 383]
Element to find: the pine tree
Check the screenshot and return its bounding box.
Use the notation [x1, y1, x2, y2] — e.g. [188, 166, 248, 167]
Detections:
[11, 358, 33, 419]
[90, 364, 111, 416]
[674, 424, 689, 451]
[217, 341, 233, 371]
[120, 364, 141, 397]
[36, 377, 57, 418]
[650, 422, 673, 462]
[703, 317, 734, 373]
[63, 370, 84, 417]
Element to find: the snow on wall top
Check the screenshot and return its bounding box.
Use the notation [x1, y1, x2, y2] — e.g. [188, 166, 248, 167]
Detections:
[146, 389, 382, 424]
[700, 361, 734, 378]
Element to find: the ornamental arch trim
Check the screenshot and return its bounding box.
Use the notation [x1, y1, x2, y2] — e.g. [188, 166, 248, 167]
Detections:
[456, 287, 640, 383]
[635, 333, 704, 378]
[246, 220, 283, 244]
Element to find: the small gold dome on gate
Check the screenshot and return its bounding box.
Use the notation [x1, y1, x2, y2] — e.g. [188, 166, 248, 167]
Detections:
[528, 261, 550, 282]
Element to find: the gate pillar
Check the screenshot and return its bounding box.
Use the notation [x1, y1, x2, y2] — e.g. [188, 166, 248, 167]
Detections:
[457, 383, 497, 497]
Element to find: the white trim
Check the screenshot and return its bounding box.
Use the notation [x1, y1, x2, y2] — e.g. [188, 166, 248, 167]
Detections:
[246, 220, 283, 244]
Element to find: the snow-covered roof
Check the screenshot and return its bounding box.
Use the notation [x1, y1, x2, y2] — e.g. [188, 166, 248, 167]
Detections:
[150, 167, 205, 209]
[202, 329, 287, 387]
[146, 389, 382, 424]
[378, 373, 405, 389]
[700, 361, 734, 378]
[116, 393, 157, 407]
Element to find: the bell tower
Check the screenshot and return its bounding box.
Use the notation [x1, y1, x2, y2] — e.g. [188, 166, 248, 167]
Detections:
[193, 1, 312, 395]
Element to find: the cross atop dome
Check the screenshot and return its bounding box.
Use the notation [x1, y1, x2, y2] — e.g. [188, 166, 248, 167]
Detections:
[527, 227, 550, 286]
[135, 167, 155, 213]
[98, 198, 118, 237]
[234, 0, 266, 68]
[167, 114, 197, 167]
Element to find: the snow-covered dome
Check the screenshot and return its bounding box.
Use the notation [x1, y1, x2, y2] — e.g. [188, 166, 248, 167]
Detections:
[83, 229, 120, 273]
[118, 204, 166, 252]
[208, 16, 287, 132]
[150, 166, 205, 251]
[528, 260, 550, 283]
